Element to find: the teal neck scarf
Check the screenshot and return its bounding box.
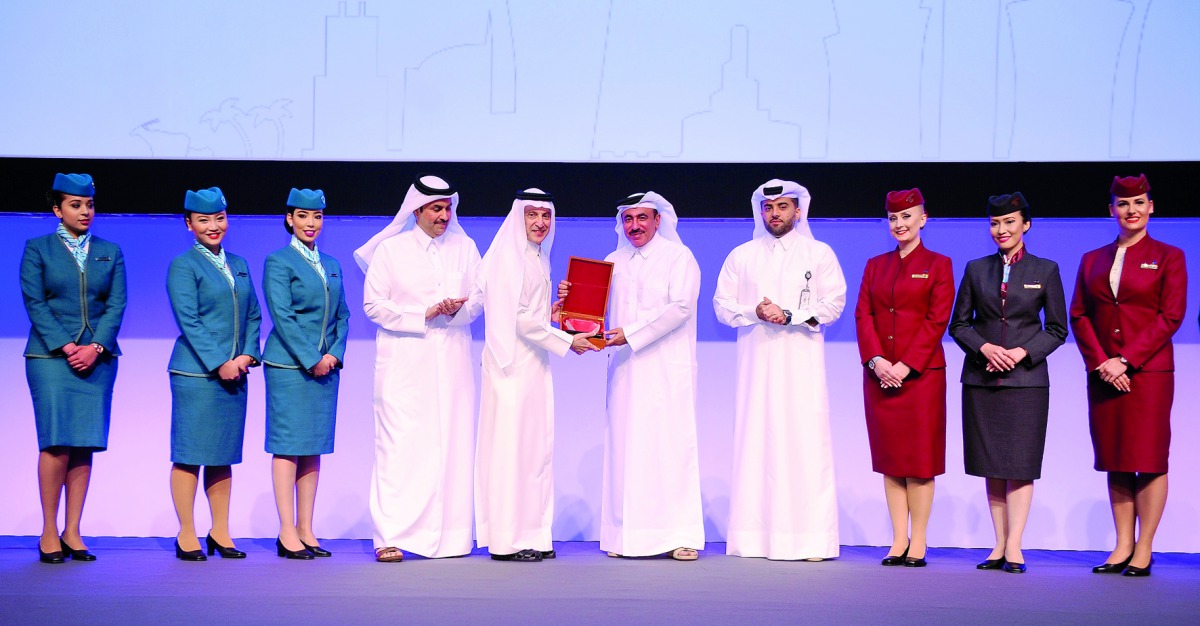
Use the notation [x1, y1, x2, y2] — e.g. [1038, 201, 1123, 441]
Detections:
[194, 241, 234, 286]
[56, 224, 91, 272]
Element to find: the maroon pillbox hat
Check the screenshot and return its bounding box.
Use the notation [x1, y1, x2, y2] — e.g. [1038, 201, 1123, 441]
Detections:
[885, 188, 924, 213]
[1110, 174, 1150, 198]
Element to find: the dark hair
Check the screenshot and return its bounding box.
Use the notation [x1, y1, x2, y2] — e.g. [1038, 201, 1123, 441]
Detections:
[46, 190, 65, 209]
[990, 207, 1031, 223]
[285, 206, 326, 234]
[1111, 191, 1152, 204]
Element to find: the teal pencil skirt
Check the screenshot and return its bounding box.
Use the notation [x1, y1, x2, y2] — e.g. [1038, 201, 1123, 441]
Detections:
[26, 356, 117, 451]
[169, 373, 247, 466]
[264, 365, 338, 456]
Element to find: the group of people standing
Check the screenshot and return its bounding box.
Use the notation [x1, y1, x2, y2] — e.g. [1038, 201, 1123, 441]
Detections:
[855, 175, 1184, 578]
[25, 175, 350, 563]
[21, 172, 1184, 578]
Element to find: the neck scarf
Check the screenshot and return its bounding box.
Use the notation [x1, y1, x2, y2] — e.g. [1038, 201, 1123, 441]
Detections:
[56, 224, 91, 272]
[290, 236, 326, 283]
[999, 245, 1026, 300]
[194, 240, 234, 286]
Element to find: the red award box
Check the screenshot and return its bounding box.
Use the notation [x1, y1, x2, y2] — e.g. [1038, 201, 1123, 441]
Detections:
[560, 256, 613, 348]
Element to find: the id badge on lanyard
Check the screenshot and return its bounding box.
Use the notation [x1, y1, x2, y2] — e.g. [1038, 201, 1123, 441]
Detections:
[799, 271, 812, 308]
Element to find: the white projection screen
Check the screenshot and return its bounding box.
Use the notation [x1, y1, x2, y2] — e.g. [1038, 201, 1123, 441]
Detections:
[2, 0, 1198, 163]
[3, 1, 1200, 551]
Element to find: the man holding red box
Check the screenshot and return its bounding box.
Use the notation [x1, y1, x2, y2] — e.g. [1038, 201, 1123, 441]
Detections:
[562, 191, 705, 561]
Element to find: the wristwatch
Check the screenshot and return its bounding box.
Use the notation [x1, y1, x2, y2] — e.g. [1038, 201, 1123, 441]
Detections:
[783, 310, 793, 325]
[868, 356, 881, 370]
[1118, 356, 1129, 365]
[91, 343, 105, 354]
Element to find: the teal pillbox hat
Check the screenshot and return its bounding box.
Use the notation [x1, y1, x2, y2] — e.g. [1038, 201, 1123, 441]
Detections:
[52, 173, 95, 197]
[287, 188, 326, 210]
[184, 187, 228, 214]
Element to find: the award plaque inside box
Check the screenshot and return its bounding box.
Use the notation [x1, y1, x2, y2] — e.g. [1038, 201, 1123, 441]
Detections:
[560, 256, 614, 349]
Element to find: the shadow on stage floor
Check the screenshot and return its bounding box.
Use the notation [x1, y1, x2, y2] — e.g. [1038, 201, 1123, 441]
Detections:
[1, 538, 1197, 624]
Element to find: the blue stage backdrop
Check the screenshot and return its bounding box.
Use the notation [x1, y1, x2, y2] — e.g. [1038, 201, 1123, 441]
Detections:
[3, 212, 1198, 551]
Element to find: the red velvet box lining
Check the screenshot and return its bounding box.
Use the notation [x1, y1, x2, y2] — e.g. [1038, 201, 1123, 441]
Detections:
[562, 257, 612, 318]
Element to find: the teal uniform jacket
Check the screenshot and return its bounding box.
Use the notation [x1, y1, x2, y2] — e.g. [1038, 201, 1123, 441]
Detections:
[166, 247, 262, 376]
[262, 246, 350, 370]
[21, 233, 127, 356]
[261, 245, 350, 455]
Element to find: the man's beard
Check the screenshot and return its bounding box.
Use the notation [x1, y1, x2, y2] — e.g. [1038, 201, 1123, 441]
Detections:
[767, 219, 795, 237]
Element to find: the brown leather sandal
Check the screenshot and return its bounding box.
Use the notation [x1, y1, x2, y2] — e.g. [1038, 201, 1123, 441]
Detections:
[375, 547, 404, 562]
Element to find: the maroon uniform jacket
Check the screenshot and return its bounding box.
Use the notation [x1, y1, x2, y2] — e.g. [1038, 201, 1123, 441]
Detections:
[855, 242, 954, 478]
[1071, 235, 1186, 373]
[856, 242, 954, 373]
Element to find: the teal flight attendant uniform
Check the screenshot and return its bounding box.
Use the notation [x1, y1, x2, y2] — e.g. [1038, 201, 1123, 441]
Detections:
[167, 189, 261, 466]
[262, 189, 350, 455]
[21, 179, 127, 450]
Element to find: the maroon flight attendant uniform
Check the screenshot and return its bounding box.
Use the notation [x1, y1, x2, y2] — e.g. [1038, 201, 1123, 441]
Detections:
[1070, 235, 1186, 473]
[856, 241, 955, 478]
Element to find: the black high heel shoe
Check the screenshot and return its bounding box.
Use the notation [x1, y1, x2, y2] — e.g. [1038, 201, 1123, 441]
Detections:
[1123, 559, 1153, 577]
[60, 538, 96, 562]
[38, 546, 65, 564]
[1002, 561, 1027, 574]
[977, 556, 1006, 570]
[1092, 553, 1133, 574]
[277, 538, 315, 560]
[175, 540, 207, 561]
[301, 540, 331, 558]
[206, 534, 246, 559]
[881, 544, 909, 566]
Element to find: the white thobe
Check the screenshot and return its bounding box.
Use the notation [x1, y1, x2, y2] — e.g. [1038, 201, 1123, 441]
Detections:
[476, 242, 572, 554]
[363, 228, 482, 558]
[601, 235, 705, 555]
[713, 228, 847, 559]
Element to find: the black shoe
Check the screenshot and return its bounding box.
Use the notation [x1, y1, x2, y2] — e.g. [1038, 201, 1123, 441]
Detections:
[1002, 561, 1027, 574]
[175, 540, 207, 561]
[977, 557, 1006, 570]
[206, 534, 246, 559]
[1123, 560, 1153, 577]
[301, 541, 332, 557]
[1092, 553, 1133, 574]
[38, 546, 65, 564]
[490, 549, 542, 562]
[881, 544, 909, 566]
[60, 538, 96, 562]
[540, 550, 556, 559]
[276, 538, 315, 560]
[904, 556, 928, 568]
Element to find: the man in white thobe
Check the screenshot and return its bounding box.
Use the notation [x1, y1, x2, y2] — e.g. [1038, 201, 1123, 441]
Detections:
[563, 191, 704, 560]
[713, 179, 847, 561]
[476, 189, 599, 562]
[355, 175, 482, 561]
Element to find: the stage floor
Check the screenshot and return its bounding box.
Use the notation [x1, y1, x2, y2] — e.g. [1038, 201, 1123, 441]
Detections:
[1, 538, 1197, 624]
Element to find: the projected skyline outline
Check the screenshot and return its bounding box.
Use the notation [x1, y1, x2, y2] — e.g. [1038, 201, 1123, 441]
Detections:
[0, 0, 1193, 162]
